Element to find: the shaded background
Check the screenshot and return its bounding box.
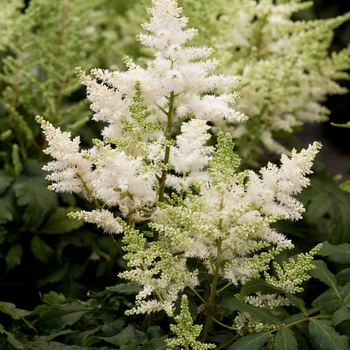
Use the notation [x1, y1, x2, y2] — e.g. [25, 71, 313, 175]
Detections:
[297, 0, 350, 176]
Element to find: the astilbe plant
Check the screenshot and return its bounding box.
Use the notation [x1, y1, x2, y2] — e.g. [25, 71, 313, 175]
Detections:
[0, 0, 136, 174]
[123, 0, 350, 163]
[37, 0, 324, 347]
[183, 0, 350, 159]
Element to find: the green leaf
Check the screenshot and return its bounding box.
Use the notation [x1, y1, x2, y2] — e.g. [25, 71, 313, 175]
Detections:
[313, 289, 344, 313]
[41, 207, 84, 234]
[5, 243, 23, 271]
[141, 336, 168, 350]
[337, 268, 350, 285]
[342, 283, 350, 304]
[329, 202, 350, 244]
[0, 195, 14, 224]
[0, 170, 14, 195]
[13, 166, 58, 231]
[75, 327, 102, 346]
[305, 193, 332, 224]
[101, 324, 147, 346]
[0, 301, 30, 319]
[331, 122, 350, 129]
[309, 319, 349, 350]
[30, 236, 54, 263]
[42, 291, 67, 305]
[45, 329, 78, 342]
[318, 242, 350, 264]
[309, 260, 338, 290]
[0, 323, 29, 349]
[7, 333, 28, 349]
[26, 340, 71, 349]
[37, 264, 70, 288]
[228, 331, 269, 350]
[274, 328, 298, 350]
[107, 282, 142, 295]
[82, 335, 101, 347]
[285, 293, 308, 315]
[238, 279, 308, 314]
[220, 298, 282, 325]
[339, 180, 350, 192]
[101, 318, 125, 337]
[333, 306, 350, 326]
[239, 279, 284, 299]
[146, 326, 165, 339]
[36, 302, 92, 331]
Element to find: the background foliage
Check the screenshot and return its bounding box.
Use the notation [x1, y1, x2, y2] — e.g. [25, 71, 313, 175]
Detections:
[1, 0, 350, 349]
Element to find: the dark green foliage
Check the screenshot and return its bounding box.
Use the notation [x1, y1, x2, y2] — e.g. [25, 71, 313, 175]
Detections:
[0, 291, 167, 350]
[228, 332, 270, 350]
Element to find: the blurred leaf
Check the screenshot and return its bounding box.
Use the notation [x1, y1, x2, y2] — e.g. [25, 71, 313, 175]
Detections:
[331, 122, 350, 129]
[0, 322, 29, 349]
[220, 298, 282, 325]
[305, 193, 332, 224]
[30, 236, 54, 263]
[37, 264, 70, 288]
[0, 301, 30, 319]
[228, 331, 269, 350]
[339, 180, 350, 192]
[274, 328, 298, 350]
[318, 242, 350, 264]
[7, 333, 28, 349]
[337, 268, 350, 285]
[5, 243, 23, 271]
[0, 170, 14, 195]
[313, 289, 344, 313]
[284, 293, 308, 315]
[101, 318, 125, 337]
[107, 283, 142, 295]
[333, 306, 350, 326]
[13, 164, 58, 231]
[25, 340, 71, 349]
[310, 260, 338, 290]
[82, 335, 101, 347]
[0, 193, 14, 225]
[329, 202, 350, 244]
[36, 302, 93, 331]
[239, 279, 284, 299]
[238, 279, 308, 314]
[76, 327, 103, 346]
[42, 291, 67, 306]
[40, 329, 78, 342]
[101, 324, 147, 346]
[41, 207, 84, 234]
[141, 336, 168, 350]
[309, 319, 349, 350]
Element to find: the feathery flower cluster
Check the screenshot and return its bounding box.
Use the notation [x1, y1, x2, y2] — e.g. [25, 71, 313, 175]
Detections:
[122, 0, 350, 160]
[37, 0, 323, 345]
[188, 0, 350, 158]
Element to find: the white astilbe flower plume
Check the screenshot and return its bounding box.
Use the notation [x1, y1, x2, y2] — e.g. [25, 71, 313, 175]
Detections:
[167, 119, 213, 191]
[245, 142, 321, 220]
[78, 0, 245, 136]
[35, 116, 93, 197]
[69, 209, 123, 234]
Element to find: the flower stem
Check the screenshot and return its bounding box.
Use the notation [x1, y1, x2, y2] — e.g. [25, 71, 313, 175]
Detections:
[158, 91, 174, 202]
[155, 91, 175, 241]
[201, 237, 222, 342]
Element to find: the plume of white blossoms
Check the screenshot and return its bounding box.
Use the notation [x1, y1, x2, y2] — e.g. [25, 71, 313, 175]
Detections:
[187, 0, 350, 160]
[122, 0, 350, 161]
[38, 0, 322, 345]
